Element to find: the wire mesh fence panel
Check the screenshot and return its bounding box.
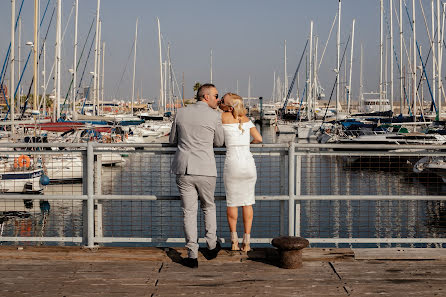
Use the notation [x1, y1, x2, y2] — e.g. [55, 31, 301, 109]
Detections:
[299, 153, 446, 196]
[0, 199, 84, 245]
[99, 146, 287, 243]
[297, 150, 446, 248]
[299, 199, 446, 247]
[0, 144, 445, 247]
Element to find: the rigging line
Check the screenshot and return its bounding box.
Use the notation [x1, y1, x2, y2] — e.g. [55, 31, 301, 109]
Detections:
[318, 12, 337, 70]
[402, 0, 436, 114]
[17, 4, 55, 120]
[1, 0, 44, 113]
[80, 75, 94, 115]
[296, 83, 307, 121]
[73, 31, 96, 116]
[14, 0, 52, 101]
[113, 40, 135, 99]
[281, 39, 309, 112]
[61, 2, 75, 45]
[61, 17, 96, 113]
[0, 0, 25, 86]
[415, 0, 438, 99]
[418, 0, 439, 71]
[392, 0, 412, 116]
[21, 1, 74, 118]
[42, 6, 84, 109]
[320, 34, 351, 126]
[165, 49, 183, 107]
[4, 3, 54, 120]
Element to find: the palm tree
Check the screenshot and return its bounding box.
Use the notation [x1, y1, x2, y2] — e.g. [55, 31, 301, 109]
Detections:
[193, 82, 201, 92]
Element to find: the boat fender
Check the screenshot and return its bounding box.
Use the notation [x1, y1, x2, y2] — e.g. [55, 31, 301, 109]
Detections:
[17, 155, 31, 168]
[40, 175, 50, 186]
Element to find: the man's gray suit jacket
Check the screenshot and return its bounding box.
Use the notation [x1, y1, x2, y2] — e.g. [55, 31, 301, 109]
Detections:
[169, 101, 224, 177]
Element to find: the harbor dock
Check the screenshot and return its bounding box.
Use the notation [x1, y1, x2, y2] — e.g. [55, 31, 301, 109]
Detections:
[0, 247, 445, 296]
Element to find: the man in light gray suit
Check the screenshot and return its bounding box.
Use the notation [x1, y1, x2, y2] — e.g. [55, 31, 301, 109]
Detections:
[169, 83, 224, 268]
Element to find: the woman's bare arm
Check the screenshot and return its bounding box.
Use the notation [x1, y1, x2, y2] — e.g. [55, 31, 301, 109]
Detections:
[250, 127, 262, 144]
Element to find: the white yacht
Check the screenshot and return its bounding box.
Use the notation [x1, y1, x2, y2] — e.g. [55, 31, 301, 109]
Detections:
[361, 92, 391, 113]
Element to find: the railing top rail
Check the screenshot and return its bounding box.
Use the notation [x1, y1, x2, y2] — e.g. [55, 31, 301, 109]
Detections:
[293, 143, 446, 150]
[0, 142, 443, 152]
[0, 143, 88, 148]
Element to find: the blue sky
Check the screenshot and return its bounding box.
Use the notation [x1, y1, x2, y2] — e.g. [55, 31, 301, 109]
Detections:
[0, 0, 436, 104]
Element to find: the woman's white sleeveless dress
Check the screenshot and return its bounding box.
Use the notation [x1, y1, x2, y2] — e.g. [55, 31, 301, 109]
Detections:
[222, 121, 257, 207]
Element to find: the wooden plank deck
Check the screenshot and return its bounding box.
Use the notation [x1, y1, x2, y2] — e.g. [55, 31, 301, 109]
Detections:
[0, 247, 444, 296]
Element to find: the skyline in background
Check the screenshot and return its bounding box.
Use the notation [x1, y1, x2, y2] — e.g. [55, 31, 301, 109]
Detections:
[0, 0, 437, 105]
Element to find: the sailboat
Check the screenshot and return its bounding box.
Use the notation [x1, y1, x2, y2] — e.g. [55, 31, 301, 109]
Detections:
[414, 156, 446, 183]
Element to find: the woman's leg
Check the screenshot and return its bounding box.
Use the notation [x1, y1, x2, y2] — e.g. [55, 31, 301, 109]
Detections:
[242, 205, 253, 234]
[241, 205, 253, 252]
[226, 206, 238, 232]
[227, 206, 239, 250]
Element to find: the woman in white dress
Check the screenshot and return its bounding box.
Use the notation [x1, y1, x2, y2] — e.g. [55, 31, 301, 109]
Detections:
[219, 93, 262, 252]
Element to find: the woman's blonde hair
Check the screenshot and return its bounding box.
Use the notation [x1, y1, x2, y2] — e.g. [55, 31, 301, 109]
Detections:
[224, 92, 247, 132]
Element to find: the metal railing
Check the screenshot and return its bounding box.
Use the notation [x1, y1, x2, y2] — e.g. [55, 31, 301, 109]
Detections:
[0, 142, 445, 248]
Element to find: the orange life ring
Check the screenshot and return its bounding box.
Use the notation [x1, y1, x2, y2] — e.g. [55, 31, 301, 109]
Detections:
[17, 155, 31, 168]
[115, 135, 122, 142]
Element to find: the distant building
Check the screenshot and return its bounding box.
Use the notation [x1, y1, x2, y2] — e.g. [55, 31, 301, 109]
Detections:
[78, 86, 90, 100]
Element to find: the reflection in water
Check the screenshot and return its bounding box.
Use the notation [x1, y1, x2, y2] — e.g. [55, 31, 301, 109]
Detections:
[0, 125, 444, 247]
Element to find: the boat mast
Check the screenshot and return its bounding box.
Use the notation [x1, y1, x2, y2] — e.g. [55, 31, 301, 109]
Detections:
[380, 0, 383, 107]
[308, 21, 313, 121]
[390, 0, 394, 112]
[272, 72, 276, 102]
[101, 41, 105, 114]
[157, 17, 164, 114]
[93, 0, 101, 116]
[284, 40, 288, 101]
[412, 0, 417, 119]
[400, 0, 404, 114]
[432, 0, 436, 113]
[163, 61, 167, 111]
[33, 0, 39, 112]
[42, 41, 46, 116]
[438, 0, 441, 119]
[10, 0, 15, 139]
[360, 43, 364, 110]
[336, 0, 341, 120]
[314, 36, 318, 113]
[348, 19, 355, 114]
[168, 43, 172, 111]
[439, 2, 446, 120]
[131, 18, 138, 115]
[18, 16, 21, 101]
[97, 20, 102, 115]
[72, 0, 78, 120]
[55, 0, 61, 121]
[385, 34, 388, 112]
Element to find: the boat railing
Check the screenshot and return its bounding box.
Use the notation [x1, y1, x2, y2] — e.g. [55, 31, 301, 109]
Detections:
[0, 142, 445, 248]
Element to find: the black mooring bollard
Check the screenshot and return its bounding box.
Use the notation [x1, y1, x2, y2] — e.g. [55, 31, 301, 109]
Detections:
[271, 236, 309, 269]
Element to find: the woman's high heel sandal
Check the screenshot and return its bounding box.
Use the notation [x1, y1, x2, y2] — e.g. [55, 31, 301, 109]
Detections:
[242, 233, 251, 252]
[230, 232, 240, 251]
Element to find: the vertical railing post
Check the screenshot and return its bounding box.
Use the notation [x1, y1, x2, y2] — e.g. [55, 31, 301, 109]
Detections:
[94, 153, 103, 240]
[288, 141, 295, 236]
[295, 153, 302, 237]
[82, 150, 88, 245]
[87, 142, 95, 248]
[279, 150, 286, 235]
